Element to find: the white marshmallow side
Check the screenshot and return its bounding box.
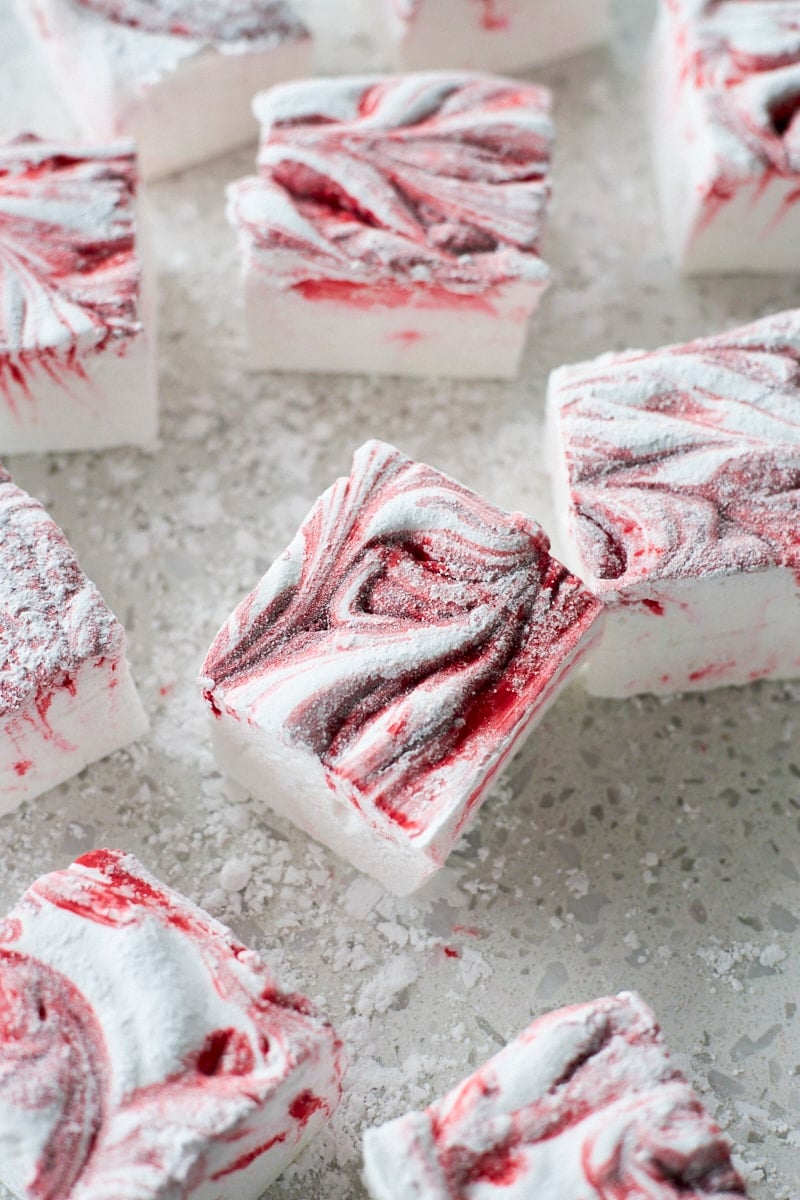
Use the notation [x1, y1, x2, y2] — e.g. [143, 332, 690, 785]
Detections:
[384, 0, 609, 73]
[240, 273, 548, 379]
[0, 655, 148, 812]
[19, 0, 312, 180]
[584, 570, 800, 697]
[0, 328, 156, 455]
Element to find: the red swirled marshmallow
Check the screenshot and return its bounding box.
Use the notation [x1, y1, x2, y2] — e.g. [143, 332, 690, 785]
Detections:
[0, 850, 344, 1199]
[0, 134, 156, 453]
[652, 0, 800, 272]
[546, 308, 800, 696]
[200, 440, 604, 894]
[15, 0, 311, 180]
[227, 72, 554, 378]
[0, 465, 148, 807]
[363, 992, 748, 1200]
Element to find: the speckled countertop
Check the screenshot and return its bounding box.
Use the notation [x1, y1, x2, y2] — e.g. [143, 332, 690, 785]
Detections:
[1, 2, 799, 1196]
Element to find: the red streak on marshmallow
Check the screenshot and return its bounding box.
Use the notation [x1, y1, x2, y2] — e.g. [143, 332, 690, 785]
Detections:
[363, 992, 748, 1200]
[0, 851, 344, 1200]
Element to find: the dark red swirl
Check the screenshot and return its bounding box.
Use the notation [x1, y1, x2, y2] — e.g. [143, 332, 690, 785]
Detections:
[72, 0, 308, 42]
[0, 949, 109, 1200]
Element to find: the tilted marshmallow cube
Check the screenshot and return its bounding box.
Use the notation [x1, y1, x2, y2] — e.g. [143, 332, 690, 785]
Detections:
[227, 72, 554, 379]
[0, 849, 344, 1199]
[17, 0, 312, 180]
[200, 440, 604, 895]
[363, 991, 748, 1200]
[652, 0, 800, 274]
[0, 466, 148, 809]
[0, 135, 156, 454]
[546, 309, 800, 697]
[382, 0, 610, 74]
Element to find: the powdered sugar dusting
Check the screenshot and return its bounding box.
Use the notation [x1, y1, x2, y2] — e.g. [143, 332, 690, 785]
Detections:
[550, 308, 800, 593]
[0, 469, 123, 716]
[228, 73, 553, 293]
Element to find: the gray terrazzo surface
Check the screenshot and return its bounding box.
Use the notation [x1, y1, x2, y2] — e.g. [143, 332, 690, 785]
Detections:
[1, 0, 799, 1195]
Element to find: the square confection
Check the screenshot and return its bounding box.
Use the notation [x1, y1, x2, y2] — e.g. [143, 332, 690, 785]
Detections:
[363, 991, 748, 1200]
[0, 135, 156, 454]
[227, 72, 553, 379]
[200, 440, 604, 895]
[381, 0, 610, 74]
[17, 0, 312, 180]
[0, 466, 148, 809]
[546, 309, 800, 698]
[0, 849, 344, 1199]
[652, 0, 800, 274]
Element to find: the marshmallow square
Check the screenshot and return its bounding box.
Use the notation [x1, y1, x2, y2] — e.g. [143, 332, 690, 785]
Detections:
[17, 0, 313, 180]
[0, 135, 156, 454]
[0, 849, 344, 1199]
[0, 466, 148, 809]
[227, 73, 554, 379]
[363, 992, 747, 1200]
[652, 0, 800, 274]
[546, 309, 800, 697]
[382, 0, 610, 74]
[200, 440, 604, 895]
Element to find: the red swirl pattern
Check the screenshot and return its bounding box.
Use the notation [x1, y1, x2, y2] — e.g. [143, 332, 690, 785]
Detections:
[366, 993, 747, 1198]
[0, 949, 109, 1200]
[550, 310, 800, 593]
[71, 0, 308, 43]
[202, 441, 602, 835]
[666, 0, 800, 179]
[0, 852, 344, 1197]
[0, 135, 141, 405]
[228, 73, 553, 293]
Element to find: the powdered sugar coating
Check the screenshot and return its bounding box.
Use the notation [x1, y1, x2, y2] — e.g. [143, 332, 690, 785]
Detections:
[202, 440, 602, 844]
[228, 73, 553, 294]
[0, 849, 344, 1200]
[363, 992, 748, 1199]
[71, 0, 308, 45]
[0, 467, 123, 717]
[548, 309, 800, 597]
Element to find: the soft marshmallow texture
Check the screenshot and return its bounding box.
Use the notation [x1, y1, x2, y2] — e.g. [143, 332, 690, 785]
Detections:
[362, 992, 748, 1200]
[17, 0, 312, 180]
[382, 0, 610, 74]
[652, 0, 800, 273]
[227, 72, 553, 378]
[0, 466, 147, 807]
[0, 850, 344, 1200]
[200, 440, 603, 894]
[0, 135, 156, 453]
[546, 308, 800, 697]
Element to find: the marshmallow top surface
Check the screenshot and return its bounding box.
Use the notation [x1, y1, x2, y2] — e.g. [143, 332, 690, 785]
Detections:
[0, 135, 142, 359]
[364, 992, 747, 1199]
[69, 0, 309, 44]
[664, 0, 800, 177]
[201, 439, 602, 840]
[0, 468, 123, 717]
[549, 308, 800, 596]
[0, 849, 343, 1198]
[228, 72, 553, 292]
